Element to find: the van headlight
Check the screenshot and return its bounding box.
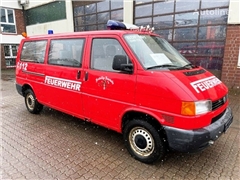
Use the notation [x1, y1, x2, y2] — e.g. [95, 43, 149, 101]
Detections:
[181, 100, 212, 116]
[223, 94, 228, 103]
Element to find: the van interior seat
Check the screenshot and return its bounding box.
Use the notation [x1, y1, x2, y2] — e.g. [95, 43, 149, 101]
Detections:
[105, 45, 117, 71]
[60, 50, 72, 60]
[92, 45, 106, 70]
[106, 45, 116, 57]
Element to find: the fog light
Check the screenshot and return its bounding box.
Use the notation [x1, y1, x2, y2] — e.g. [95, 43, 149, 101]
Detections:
[209, 140, 214, 145]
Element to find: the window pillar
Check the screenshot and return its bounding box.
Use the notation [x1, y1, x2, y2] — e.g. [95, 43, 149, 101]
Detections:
[123, 0, 134, 24]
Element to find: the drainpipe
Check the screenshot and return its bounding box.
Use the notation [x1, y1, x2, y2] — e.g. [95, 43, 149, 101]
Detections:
[21, 5, 27, 32]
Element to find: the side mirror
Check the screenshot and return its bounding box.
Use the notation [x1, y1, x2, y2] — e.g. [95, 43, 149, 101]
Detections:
[112, 55, 133, 73]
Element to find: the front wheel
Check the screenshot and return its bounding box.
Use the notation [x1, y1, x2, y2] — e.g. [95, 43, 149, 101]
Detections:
[123, 119, 166, 164]
[24, 89, 43, 114]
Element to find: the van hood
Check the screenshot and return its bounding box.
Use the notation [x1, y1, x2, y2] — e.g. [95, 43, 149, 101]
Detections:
[162, 68, 228, 101]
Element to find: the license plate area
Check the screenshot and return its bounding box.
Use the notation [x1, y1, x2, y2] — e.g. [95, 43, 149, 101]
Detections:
[224, 117, 233, 132]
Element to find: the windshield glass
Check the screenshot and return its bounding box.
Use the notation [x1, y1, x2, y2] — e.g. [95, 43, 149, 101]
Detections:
[124, 34, 191, 70]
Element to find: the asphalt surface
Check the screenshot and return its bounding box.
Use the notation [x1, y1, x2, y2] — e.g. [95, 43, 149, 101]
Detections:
[1, 69, 240, 180]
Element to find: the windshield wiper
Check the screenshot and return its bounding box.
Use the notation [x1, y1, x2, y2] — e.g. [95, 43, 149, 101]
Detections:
[147, 64, 179, 70]
[178, 63, 198, 70]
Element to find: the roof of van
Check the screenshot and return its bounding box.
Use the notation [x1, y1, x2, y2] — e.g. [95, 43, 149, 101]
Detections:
[23, 30, 157, 39]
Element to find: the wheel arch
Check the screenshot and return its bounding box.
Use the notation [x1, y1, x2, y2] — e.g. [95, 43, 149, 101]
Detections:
[22, 84, 34, 96]
[121, 110, 166, 138]
[121, 110, 169, 163]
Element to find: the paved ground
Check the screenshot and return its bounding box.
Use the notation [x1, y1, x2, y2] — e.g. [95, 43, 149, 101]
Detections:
[1, 69, 240, 180]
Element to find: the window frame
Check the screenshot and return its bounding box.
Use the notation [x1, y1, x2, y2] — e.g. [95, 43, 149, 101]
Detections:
[48, 38, 85, 68]
[73, 0, 124, 31]
[20, 40, 48, 64]
[0, 8, 16, 34]
[4, 44, 19, 67]
[90, 37, 131, 72]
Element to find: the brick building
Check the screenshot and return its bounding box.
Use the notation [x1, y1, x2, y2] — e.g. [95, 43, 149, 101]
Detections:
[0, 0, 239, 89]
[221, 0, 240, 89]
[1, 2, 25, 69]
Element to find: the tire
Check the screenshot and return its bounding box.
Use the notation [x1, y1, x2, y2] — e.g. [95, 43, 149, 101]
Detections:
[123, 119, 166, 164]
[24, 89, 43, 114]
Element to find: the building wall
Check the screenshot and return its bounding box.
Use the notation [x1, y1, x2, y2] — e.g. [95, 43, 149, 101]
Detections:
[1, 45, 6, 69]
[24, 0, 55, 8]
[1, 2, 25, 69]
[221, 0, 240, 89]
[123, 0, 133, 24]
[0, 9, 26, 69]
[221, 25, 240, 89]
[0, 1, 21, 9]
[26, 1, 74, 35]
[15, 9, 26, 35]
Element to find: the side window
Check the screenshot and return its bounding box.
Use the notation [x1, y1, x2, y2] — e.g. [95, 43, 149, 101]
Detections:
[21, 40, 47, 63]
[48, 38, 84, 67]
[91, 38, 131, 71]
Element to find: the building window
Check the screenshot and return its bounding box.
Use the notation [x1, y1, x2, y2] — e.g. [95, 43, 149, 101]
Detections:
[26, 1, 66, 25]
[175, 0, 200, 12]
[73, 0, 123, 31]
[0, 8, 16, 33]
[134, 0, 230, 73]
[135, 4, 152, 18]
[4, 45, 18, 67]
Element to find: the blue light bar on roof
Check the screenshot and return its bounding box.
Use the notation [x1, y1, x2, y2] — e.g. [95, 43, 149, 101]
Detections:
[106, 20, 154, 32]
[48, 30, 53, 34]
[107, 20, 127, 30]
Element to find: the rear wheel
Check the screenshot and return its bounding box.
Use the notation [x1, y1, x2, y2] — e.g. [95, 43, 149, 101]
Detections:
[123, 119, 166, 164]
[24, 89, 43, 114]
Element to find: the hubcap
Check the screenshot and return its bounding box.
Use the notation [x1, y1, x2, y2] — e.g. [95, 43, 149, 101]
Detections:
[26, 94, 35, 110]
[129, 127, 154, 157]
[135, 135, 147, 149]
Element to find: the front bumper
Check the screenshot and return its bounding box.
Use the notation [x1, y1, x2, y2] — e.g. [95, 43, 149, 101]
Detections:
[163, 107, 233, 152]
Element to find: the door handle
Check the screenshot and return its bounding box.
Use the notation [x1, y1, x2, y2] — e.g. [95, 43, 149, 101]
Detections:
[84, 71, 89, 81]
[77, 70, 81, 79]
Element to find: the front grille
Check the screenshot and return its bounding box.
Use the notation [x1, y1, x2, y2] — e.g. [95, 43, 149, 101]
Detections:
[212, 97, 224, 111]
[211, 109, 226, 124]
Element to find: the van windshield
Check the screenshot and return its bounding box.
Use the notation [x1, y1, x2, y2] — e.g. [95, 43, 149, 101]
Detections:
[124, 34, 192, 70]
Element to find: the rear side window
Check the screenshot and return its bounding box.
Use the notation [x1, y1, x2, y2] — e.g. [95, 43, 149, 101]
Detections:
[21, 40, 47, 63]
[48, 38, 85, 67]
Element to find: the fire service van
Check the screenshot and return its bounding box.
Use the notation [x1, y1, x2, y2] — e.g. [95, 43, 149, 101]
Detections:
[16, 20, 233, 164]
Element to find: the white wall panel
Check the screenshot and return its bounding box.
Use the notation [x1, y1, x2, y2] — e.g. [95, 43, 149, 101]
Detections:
[123, 0, 133, 24]
[1, 0, 21, 9]
[228, 0, 240, 24]
[0, 34, 23, 44]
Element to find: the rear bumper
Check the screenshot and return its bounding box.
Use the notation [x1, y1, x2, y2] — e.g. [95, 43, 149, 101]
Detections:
[16, 83, 23, 96]
[163, 107, 233, 152]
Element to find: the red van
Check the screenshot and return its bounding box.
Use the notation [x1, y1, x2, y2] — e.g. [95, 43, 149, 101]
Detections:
[16, 20, 233, 164]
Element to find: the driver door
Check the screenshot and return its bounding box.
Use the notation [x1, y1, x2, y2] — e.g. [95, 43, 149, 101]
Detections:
[81, 36, 136, 131]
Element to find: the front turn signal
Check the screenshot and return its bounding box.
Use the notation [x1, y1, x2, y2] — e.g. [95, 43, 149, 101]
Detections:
[181, 102, 195, 116]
